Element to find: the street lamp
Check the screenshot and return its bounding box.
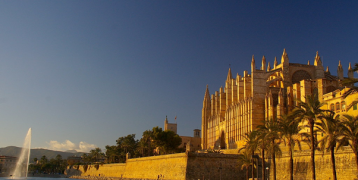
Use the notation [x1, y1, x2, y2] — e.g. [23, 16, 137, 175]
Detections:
[266, 167, 269, 180]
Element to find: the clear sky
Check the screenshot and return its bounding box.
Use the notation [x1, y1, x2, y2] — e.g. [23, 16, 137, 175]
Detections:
[0, 1, 357, 153]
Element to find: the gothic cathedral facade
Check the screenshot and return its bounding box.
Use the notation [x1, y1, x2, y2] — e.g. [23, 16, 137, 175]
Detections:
[201, 49, 355, 150]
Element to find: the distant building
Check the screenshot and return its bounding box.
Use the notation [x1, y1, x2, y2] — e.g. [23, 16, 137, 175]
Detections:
[164, 116, 177, 134]
[0, 156, 17, 174]
[164, 116, 201, 152]
[179, 129, 201, 152]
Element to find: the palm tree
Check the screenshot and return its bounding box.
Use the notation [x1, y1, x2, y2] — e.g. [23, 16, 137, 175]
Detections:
[293, 93, 326, 180]
[90, 148, 103, 162]
[241, 131, 259, 180]
[238, 149, 252, 180]
[105, 145, 118, 163]
[337, 114, 358, 172]
[142, 130, 153, 156]
[278, 113, 302, 180]
[256, 119, 282, 180]
[316, 112, 340, 180]
[342, 63, 358, 110]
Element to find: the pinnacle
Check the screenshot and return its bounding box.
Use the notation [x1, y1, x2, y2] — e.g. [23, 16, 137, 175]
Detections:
[226, 68, 233, 81]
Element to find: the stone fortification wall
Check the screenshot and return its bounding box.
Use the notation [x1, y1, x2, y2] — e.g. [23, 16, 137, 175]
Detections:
[65, 153, 188, 180]
[124, 153, 187, 180]
[66, 163, 126, 178]
[273, 148, 358, 180]
[65, 149, 358, 180]
[186, 153, 243, 180]
[65, 152, 242, 180]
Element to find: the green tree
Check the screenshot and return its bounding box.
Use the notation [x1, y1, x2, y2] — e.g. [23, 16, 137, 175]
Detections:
[142, 130, 154, 156]
[337, 115, 358, 172]
[241, 132, 259, 180]
[116, 134, 138, 162]
[293, 93, 325, 180]
[40, 155, 48, 164]
[316, 112, 340, 180]
[238, 149, 252, 180]
[105, 145, 119, 163]
[82, 153, 91, 164]
[151, 126, 182, 154]
[90, 147, 104, 162]
[278, 113, 302, 180]
[342, 63, 358, 110]
[256, 119, 282, 180]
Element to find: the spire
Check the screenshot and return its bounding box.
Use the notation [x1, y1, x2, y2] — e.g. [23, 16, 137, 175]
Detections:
[261, 56, 266, 71]
[251, 55, 256, 72]
[326, 66, 330, 74]
[273, 57, 277, 69]
[314, 51, 323, 67]
[226, 68, 233, 82]
[204, 85, 210, 98]
[281, 48, 289, 65]
[165, 115, 168, 123]
[307, 60, 310, 65]
[337, 60, 344, 80]
[348, 62, 354, 78]
[203, 85, 211, 107]
[267, 62, 271, 71]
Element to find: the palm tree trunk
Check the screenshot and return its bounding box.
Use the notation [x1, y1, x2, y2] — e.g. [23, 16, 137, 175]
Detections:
[246, 167, 249, 180]
[252, 150, 255, 180]
[310, 121, 316, 180]
[289, 143, 293, 180]
[252, 159, 255, 180]
[330, 146, 337, 180]
[273, 151, 276, 180]
[262, 149, 265, 180]
[354, 150, 358, 175]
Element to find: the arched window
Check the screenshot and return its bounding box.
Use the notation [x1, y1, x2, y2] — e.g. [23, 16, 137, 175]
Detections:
[336, 102, 340, 113]
[341, 101, 346, 112]
[330, 104, 335, 111]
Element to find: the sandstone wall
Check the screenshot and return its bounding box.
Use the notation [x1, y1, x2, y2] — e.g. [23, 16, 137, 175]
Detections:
[186, 153, 244, 180]
[65, 152, 243, 180]
[66, 163, 126, 178]
[124, 153, 187, 180]
[65, 153, 188, 180]
[273, 148, 358, 180]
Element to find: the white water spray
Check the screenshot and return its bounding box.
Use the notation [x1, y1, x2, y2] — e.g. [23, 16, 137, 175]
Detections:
[12, 128, 31, 178]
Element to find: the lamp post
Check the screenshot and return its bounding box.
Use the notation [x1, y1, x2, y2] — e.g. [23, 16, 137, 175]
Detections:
[266, 167, 269, 180]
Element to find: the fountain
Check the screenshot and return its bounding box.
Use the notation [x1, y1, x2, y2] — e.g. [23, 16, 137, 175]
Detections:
[11, 128, 31, 178]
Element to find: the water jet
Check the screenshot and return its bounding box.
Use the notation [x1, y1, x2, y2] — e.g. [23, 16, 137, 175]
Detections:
[11, 128, 31, 178]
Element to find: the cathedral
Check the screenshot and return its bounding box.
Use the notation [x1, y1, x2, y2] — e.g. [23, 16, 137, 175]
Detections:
[201, 49, 356, 150]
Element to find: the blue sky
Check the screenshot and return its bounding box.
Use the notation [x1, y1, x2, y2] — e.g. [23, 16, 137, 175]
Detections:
[0, 1, 357, 152]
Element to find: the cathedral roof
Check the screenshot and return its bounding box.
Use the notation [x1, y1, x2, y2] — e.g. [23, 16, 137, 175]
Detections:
[324, 72, 339, 81]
